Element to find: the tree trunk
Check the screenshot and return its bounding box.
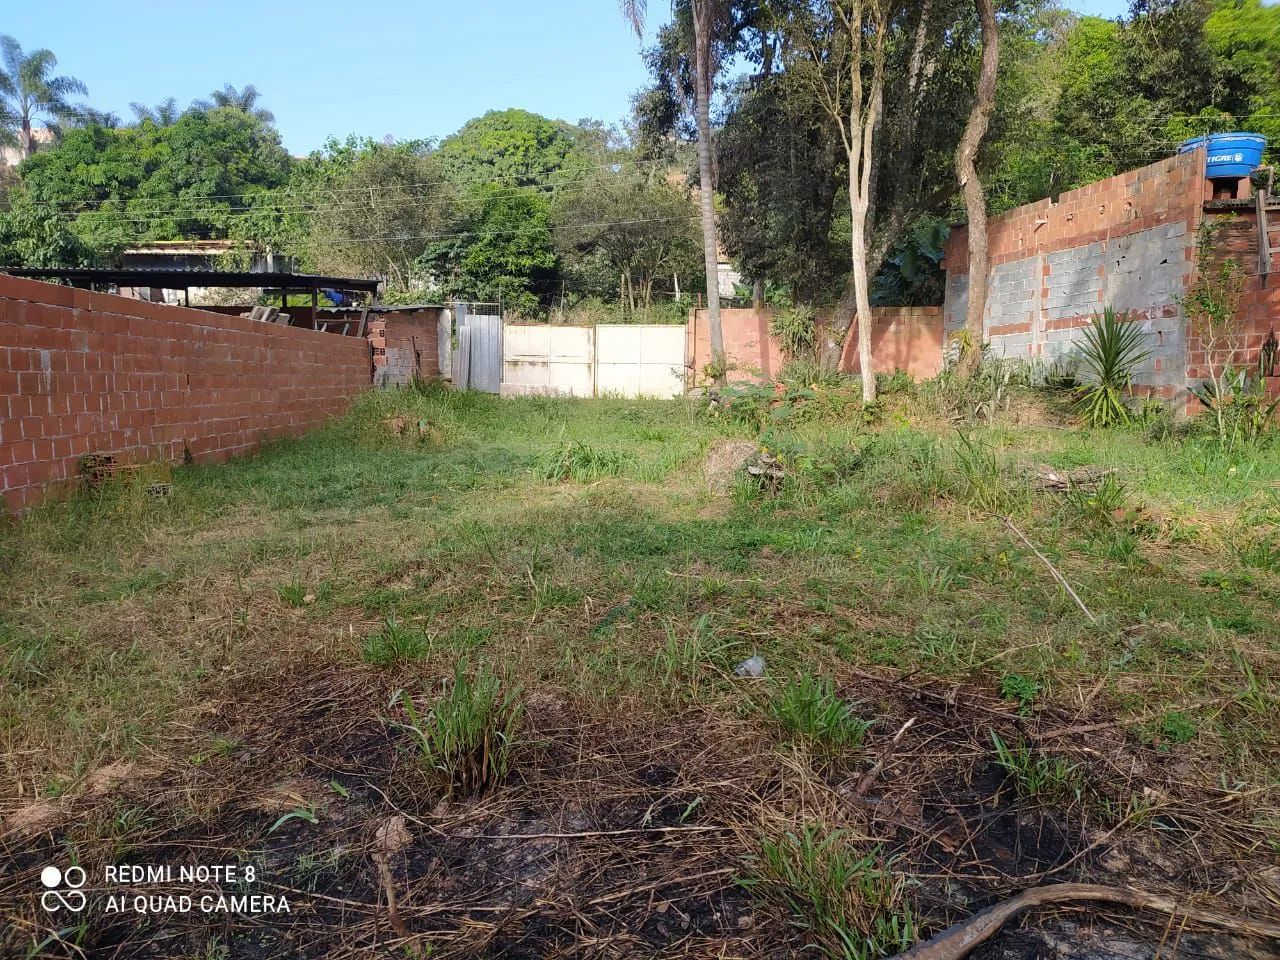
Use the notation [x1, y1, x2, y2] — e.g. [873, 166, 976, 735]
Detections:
[845, 12, 887, 405]
[21, 116, 34, 160]
[849, 189, 877, 402]
[752, 278, 764, 308]
[955, 0, 1000, 376]
[692, 1, 725, 384]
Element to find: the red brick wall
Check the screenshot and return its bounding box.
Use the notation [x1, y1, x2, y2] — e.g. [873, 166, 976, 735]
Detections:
[1189, 208, 1279, 393]
[838, 308, 945, 379]
[0, 275, 371, 515]
[943, 151, 1208, 276]
[368, 310, 442, 387]
[688, 306, 944, 383]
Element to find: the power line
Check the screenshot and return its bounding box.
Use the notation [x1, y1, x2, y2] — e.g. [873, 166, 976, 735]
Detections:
[290, 213, 702, 247]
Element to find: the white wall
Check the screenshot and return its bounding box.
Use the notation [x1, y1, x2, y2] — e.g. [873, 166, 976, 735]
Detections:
[500, 324, 686, 398]
[596, 325, 687, 398]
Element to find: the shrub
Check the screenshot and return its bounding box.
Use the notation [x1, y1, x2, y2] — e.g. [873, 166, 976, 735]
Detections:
[924, 353, 1017, 424]
[1075, 308, 1151, 427]
[1189, 364, 1280, 449]
[398, 659, 522, 798]
[771, 304, 819, 361]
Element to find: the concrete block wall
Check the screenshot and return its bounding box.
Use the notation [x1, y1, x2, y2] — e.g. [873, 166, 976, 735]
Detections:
[0, 275, 371, 515]
[944, 151, 1206, 400]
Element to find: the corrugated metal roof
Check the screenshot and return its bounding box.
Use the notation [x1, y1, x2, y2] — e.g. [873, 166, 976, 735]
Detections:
[2, 267, 380, 294]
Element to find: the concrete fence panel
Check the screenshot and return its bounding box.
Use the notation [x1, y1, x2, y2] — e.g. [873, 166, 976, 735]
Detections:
[596, 325, 687, 398]
[501, 324, 595, 397]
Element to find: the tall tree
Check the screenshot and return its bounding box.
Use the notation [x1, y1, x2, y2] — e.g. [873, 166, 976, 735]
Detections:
[435, 108, 589, 186]
[194, 84, 274, 123]
[0, 35, 87, 158]
[622, 0, 728, 383]
[786, 0, 894, 402]
[955, 0, 999, 374]
[130, 97, 182, 126]
[552, 158, 701, 313]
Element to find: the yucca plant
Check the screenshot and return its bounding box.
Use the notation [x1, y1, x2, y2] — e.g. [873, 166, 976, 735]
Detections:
[1074, 308, 1151, 427]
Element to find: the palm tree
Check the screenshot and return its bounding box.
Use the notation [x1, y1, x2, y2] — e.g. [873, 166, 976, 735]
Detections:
[193, 84, 274, 123]
[74, 107, 121, 128]
[131, 97, 181, 126]
[0, 35, 88, 159]
[620, 0, 726, 384]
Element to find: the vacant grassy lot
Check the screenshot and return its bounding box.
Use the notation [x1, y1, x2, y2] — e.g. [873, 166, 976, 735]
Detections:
[2, 382, 1278, 958]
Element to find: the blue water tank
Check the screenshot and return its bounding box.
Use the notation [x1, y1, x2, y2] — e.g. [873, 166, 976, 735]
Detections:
[1178, 132, 1266, 179]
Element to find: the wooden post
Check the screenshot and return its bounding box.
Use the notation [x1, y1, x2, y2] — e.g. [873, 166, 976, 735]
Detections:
[1256, 167, 1273, 283]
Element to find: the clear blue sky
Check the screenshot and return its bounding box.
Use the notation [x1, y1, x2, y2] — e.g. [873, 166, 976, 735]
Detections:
[8, 0, 1130, 156]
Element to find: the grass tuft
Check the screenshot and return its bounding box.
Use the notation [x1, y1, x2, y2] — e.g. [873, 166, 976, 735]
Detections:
[361, 618, 430, 666]
[539, 440, 627, 482]
[769, 674, 870, 751]
[398, 658, 523, 798]
[991, 731, 1083, 803]
[743, 825, 914, 959]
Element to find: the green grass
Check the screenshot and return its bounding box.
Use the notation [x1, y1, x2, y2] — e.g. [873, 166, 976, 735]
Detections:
[769, 674, 871, 752]
[361, 618, 431, 666]
[743, 826, 915, 959]
[397, 658, 523, 798]
[990, 731, 1085, 804]
[1, 381, 1277, 804]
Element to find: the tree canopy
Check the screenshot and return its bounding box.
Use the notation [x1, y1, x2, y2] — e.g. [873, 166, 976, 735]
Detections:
[6, 2, 1280, 314]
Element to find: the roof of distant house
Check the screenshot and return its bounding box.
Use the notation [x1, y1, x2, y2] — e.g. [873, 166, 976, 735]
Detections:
[1, 266, 380, 295]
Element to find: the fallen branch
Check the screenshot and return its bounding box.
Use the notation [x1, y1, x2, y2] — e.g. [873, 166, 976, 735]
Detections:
[852, 717, 916, 798]
[1002, 518, 1097, 624]
[892, 882, 1280, 960]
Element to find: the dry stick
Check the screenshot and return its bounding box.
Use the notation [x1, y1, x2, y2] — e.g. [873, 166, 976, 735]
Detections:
[1034, 697, 1223, 742]
[477, 825, 729, 841]
[1002, 517, 1097, 624]
[852, 717, 917, 798]
[892, 882, 1280, 960]
[372, 851, 410, 941]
